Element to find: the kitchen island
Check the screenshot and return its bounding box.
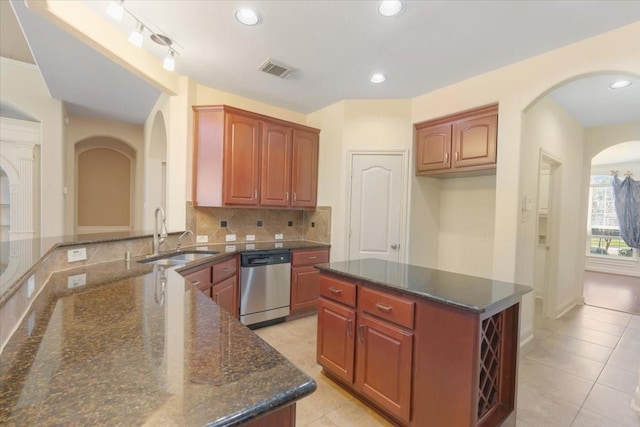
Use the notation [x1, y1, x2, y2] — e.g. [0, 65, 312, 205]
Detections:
[315, 258, 532, 427]
[0, 234, 325, 426]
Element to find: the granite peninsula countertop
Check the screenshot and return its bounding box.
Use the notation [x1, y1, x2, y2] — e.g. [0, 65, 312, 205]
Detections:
[0, 236, 327, 426]
[316, 258, 531, 314]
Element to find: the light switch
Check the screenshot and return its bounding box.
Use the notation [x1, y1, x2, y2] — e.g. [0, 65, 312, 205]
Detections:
[225, 234, 236, 242]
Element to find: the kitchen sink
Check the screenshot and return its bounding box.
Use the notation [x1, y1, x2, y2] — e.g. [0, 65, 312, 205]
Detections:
[138, 251, 218, 265]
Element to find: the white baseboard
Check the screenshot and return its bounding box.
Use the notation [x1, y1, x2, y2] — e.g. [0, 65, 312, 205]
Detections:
[556, 298, 582, 319]
[520, 325, 534, 349]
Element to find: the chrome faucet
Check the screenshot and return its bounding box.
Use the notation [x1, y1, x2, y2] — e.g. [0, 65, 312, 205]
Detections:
[153, 207, 168, 256]
[176, 230, 194, 251]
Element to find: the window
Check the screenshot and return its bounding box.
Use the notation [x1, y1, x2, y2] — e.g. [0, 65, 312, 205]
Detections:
[587, 175, 634, 258]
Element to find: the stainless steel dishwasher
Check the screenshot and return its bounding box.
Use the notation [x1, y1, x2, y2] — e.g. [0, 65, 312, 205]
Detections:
[239, 250, 291, 328]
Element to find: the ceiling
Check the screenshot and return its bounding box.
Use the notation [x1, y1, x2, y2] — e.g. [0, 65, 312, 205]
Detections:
[3, 1, 640, 127]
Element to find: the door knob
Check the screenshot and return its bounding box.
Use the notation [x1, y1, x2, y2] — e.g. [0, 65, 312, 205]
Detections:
[391, 243, 399, 249]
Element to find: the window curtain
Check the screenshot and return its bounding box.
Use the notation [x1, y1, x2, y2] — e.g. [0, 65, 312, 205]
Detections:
[612, 175, 640, 249]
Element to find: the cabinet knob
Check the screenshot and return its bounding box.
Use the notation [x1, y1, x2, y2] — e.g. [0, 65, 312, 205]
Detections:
[391, 243, 399, 250]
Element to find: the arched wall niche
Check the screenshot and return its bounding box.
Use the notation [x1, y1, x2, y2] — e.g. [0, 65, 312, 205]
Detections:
[74, 136, 135, 233]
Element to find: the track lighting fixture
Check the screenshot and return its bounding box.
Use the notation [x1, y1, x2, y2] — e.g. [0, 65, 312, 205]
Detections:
[106, 0, 124, 22]
[128, 21, 144, 47]
[163, 50, 175, 71]
[104, 1, 180, 72]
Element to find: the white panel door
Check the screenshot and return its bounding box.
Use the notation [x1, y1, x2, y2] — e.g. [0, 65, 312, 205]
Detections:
[349, 154, 404, 262]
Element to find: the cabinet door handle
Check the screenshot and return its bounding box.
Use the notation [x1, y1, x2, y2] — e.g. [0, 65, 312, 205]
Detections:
[192, 281, 201, 286]
[444, 152, 449, 163]
[222, 268, 232, 272]
[375, 303, 393, 312]
[358, 324, 365, 342]
[455, 151, 459, 161]
[286, 191, 289, 201]
[347, 319, 353, 337]
[293, 193, 297, 202]
[329, 287, 342, 295]
[307, 256, 317, 260]
[254, 189, 258, 199]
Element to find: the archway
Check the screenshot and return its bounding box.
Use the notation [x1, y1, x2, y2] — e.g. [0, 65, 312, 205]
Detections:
[145, 110, 168, 229]
[75, 137, 136, 233]
[519, 72, 640, 320]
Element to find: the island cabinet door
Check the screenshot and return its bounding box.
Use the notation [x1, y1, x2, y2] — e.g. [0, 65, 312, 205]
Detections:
[317, 298, 356, 384]
[355, 314, 413, 425]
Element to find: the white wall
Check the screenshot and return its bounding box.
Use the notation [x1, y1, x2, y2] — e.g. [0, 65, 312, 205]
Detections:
[409, 22, 639, 342]
[0, 57, 65, 238]
[438, 176, 496, 278]
[308, 99, 412, 262]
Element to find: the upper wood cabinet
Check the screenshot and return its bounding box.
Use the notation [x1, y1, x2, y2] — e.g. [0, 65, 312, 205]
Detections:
[261, 122, 292, 207]
[224, 113, 261, 206]
[291, 129, 319, 208]
[415, 104, 498, 177]
[193, 105, 320, 209]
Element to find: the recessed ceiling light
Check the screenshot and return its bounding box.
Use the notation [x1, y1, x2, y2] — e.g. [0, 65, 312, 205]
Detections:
[378, 1, 403, 17]
[235, 8, 260, 26]
[370, 73, 386, 83]
[609, 80, 632, 89]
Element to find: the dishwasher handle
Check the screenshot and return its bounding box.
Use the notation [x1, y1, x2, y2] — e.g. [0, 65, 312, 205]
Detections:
[241, 250, 291, 267]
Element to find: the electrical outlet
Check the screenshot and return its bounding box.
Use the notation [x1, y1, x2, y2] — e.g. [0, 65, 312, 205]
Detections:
[275, 242, 284, 248]
[275, 233, 283, 240]
[196, 235, 209, 243]
[245, 243, 256, 250]
[225, 245, 236, 252]
[246, 234, 255, 241]
[67, 248, 87, 263]
[225, 234, 236, 242]
[67, 273, 87, 288]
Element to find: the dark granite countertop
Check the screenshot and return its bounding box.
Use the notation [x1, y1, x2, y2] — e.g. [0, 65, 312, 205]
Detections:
[0, 240, 325, 425]
[315, 258, 531, 314]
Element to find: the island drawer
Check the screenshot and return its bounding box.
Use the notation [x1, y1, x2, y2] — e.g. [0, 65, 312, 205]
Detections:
[359, 286, 414, 329]
[319, 274, 356, 307]
[212, 256, 237, 283]
[292, 248, 329, 266]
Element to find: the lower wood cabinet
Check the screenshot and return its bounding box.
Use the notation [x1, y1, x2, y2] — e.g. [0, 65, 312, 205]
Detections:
[182, 265, 213, 298]
[244, 403, 296, 427]
[316, 274, 413, 425]
[212, 275, 237, 318]
[317, 298, 355, 383]
[181, 256, 238, 319]
[356, 314, 412, 424]
[290, 248, 329, 315]
[317, 271, 520, 427]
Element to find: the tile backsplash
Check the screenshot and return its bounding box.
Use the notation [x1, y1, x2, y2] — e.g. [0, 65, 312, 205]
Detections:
[186, 203, 331, 245]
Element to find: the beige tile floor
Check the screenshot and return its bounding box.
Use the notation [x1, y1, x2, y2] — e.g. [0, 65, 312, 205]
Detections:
[255, 302, 640, 426]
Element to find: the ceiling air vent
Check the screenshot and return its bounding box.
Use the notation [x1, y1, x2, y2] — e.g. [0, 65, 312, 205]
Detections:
[258, 58, 295, 79]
